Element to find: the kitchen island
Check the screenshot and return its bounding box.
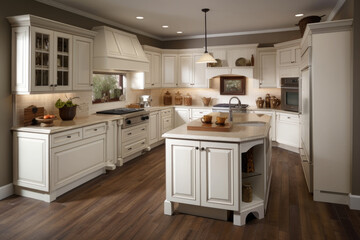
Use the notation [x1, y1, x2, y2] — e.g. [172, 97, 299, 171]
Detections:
[162, 112, 272, 226]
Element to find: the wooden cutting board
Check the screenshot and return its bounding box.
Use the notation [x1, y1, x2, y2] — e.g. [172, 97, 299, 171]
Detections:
[187, 120, 232, 132]
[24, 105, 44, 126]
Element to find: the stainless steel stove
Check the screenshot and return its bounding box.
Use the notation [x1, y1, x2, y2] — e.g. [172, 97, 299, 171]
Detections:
[96, 108, 149, 128]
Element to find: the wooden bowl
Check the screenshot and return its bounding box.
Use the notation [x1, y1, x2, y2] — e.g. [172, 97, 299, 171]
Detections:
[35, 116, 56, 127]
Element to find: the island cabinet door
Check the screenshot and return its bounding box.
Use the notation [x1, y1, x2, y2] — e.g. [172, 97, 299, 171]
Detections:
[166, 139, 201, 205]
[200, 142, 239, 211]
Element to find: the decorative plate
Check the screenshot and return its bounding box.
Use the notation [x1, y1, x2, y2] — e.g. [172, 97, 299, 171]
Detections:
[235, 57, 247, 66]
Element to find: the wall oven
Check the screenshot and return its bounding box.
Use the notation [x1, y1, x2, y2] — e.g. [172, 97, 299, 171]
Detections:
[281, 77, 299, 112]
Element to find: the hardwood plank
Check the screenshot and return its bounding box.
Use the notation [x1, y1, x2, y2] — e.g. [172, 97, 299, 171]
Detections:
[0, 145, 359, 240]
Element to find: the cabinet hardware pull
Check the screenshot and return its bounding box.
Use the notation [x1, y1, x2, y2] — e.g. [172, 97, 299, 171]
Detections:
[128, 147, 132, 150]
[142, 128, 145, 130]
[90, 84, 93, 86]
[54, 84, 58, 87]
[93, 129, 98, 131]
[201, 147, 205, 151]
[50, 84, 53, 87]
[67, 136, 71, 138]
[128, 133, 132, 135]
[142, 142, 145, 144]
[195, 147, 199, 150]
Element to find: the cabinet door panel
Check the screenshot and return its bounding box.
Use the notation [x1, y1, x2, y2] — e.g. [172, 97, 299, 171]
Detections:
[144, 52, 152, 87]
[166, 139, 200, 205]
[73, 36, 93, 90]
[54, 32, 72, 91]
[149, 112, 159, 144]
[201, 142, 239, 211]
[175, 108, 190, 127]
[178, 54, 193, 87]
[193, 54, 208, 88]
[259, 52, 276, 88]
[162, 54, 177, 87]
[152, 53, 161, 87]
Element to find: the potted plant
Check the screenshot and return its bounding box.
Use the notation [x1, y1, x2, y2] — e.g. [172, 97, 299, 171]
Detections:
[55, 96, 79, 121]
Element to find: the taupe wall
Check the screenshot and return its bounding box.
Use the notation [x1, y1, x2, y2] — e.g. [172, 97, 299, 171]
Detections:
[163, 30, 301, 49]
[333, 0, 354, 20]
[352, 0, 360, 195]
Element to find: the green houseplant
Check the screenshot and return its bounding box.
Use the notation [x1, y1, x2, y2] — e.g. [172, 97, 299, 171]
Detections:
[55, 96, 79, 121]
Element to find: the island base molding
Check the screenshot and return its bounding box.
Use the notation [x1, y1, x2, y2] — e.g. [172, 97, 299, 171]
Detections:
[14, 169, 105, 202]
[0, 183, 14, 200]
[349, 194, 360, 210]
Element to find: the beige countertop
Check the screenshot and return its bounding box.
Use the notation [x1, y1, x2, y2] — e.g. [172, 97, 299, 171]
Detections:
[162, 112, 271, 143]
[12, 114, 122, 134]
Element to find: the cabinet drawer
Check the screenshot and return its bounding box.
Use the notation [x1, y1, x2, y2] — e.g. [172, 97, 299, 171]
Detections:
[191, 108, 211, 119]
[162, 116, 173, 132]
[278, 66, 300, 78]
[277, 113, 299, 123]
[161, 108, 173, 117]
[122, 124, 148, 142]
[122, 138, 147, 157]
[51, 128, 82, 147]
[83, 123, 106, 139]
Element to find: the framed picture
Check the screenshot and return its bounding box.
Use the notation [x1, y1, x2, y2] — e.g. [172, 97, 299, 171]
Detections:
[220, 76, 246, 95]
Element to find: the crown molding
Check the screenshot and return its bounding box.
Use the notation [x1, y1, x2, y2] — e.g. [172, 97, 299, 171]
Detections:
[327, 0, 346, 21]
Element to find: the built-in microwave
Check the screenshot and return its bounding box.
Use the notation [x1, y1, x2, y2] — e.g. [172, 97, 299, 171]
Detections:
[281, 77, 299, 112]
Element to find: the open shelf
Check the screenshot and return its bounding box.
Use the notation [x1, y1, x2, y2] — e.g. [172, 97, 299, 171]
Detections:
[241, 194, 264, 212]
[242, 172, 262, 179]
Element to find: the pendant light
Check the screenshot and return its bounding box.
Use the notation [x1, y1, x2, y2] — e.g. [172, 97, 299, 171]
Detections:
[196, 8, 217, 63]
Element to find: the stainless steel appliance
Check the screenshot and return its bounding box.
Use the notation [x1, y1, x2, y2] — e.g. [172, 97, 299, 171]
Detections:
[139, 95, 152, 108]
[96, 108, 149, 128]
[212, 103, 249, 113]
[280, 77, 299, 112]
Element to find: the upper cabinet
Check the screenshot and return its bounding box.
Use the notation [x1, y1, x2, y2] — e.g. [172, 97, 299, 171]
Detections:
[274, 39, 301, 87]
[7, 15, 96, 94]
[162, 53, 178, 87]
[144, 50, 161, 89]
[255, 47, 277, 88]
[178, 53, 207, 88]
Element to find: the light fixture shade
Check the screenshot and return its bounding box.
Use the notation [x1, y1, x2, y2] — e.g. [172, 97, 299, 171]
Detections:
[196, 52, 217, 63]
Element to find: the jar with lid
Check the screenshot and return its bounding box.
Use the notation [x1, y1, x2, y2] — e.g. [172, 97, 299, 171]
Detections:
[163, 91, 172, 105]
[256, 97, 264, 108]
[242, 183, 253, 203]
[175, 91, 183, 105]
[184, 93, 192, 106]
[265, 93, 271, 108]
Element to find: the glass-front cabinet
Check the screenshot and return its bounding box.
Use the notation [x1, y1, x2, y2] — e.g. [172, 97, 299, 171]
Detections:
[31, 27, 72, 92]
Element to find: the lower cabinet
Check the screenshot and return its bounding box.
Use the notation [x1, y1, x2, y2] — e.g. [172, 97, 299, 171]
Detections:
[121, 123, 148, 159]
[160, 108, 173, 137]
[251, 110, 276, 141]
[13, 123, 106, 202]
[149, 111, 160, 145]
[166, 139, 239, 210]
[175, 108, 190, 127]
[276, 112, 300, 148]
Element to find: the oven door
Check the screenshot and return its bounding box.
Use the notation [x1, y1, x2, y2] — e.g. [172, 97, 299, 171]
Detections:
[281, 88, 299, 112]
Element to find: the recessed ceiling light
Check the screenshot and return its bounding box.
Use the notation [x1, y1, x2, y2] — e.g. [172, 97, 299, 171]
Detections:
[162, 25, 169, 29]
[136, 16, 144, 20]
[295, 13, 304, 17]
[177, 31, 183, 34]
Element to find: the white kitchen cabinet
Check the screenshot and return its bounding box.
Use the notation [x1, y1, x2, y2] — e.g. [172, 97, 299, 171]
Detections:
[190, 108, 212, 120]
[162, 54, 178, 87]
[274, 39, 301, 87]
[121, 123, 148, 160]
[8, 15, 96, 94]
[193, 54, 208, 88]
[161, 108, 173, 136]
[72, 36, 93, 91]
[276, 112, 300, 148]
[144, 51, 162, 89]
[175, 108, 190, 127]
[256, 48, 277, 88]
[178, 54, 193, 87]
[166, 139, 238, 210]
[149, 111, 160, 145]
[13, 123, 106, 202]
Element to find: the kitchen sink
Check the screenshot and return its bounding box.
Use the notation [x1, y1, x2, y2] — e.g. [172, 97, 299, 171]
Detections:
[233, 121, 266, 126]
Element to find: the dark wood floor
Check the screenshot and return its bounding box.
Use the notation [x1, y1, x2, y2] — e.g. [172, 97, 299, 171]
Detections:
[1, 145, 360, 240]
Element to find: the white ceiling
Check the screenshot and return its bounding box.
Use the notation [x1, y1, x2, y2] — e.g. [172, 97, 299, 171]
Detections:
[37, 0, 340, 40]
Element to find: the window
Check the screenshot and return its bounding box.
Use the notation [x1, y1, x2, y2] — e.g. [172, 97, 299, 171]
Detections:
[92, 73, 125, 104]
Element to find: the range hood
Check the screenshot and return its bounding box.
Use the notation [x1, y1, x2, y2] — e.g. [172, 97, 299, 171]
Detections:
[92, 26, 149, 72]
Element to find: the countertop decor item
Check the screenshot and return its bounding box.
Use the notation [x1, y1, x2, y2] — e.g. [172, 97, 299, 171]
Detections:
[184, 93, 192, 106]
[35, 115, 56, 127]
[163, 91, 172, 105]
[256, 97, 264, 108]
[265, 94, 271, 108]
[220, 76, 246, 95]
[242, 183, 253, 203]
[196, 8, 217, 64]
[24, 105, 44, 126]
[235, 57, 247, 66]
[55, 96, 78, 121]
[175, 91, 183, 105]
[270, 96, 281, 109]
[201, 97, 211, 106]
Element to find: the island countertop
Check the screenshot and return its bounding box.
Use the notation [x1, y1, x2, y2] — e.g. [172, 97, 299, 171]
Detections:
[162, 112, 271, 143]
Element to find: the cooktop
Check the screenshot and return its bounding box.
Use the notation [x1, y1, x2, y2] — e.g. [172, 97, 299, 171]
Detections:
[96, 108, 144, 115]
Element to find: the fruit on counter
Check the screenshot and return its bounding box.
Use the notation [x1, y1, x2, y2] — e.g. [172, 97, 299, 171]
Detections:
[43, 114, 55, 119]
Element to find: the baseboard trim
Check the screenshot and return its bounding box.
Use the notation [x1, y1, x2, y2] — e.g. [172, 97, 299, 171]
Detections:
[349, 194, 360, 210]
[273, 142, 299, 153]
[0, 183, 14, 200]
[314, 190, 349, 205]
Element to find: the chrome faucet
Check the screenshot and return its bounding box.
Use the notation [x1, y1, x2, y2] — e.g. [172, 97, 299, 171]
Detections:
[229, 97, 242, 122]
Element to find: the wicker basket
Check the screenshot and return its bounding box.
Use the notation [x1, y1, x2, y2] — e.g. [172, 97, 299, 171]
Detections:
[298, 15, 324, 36]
